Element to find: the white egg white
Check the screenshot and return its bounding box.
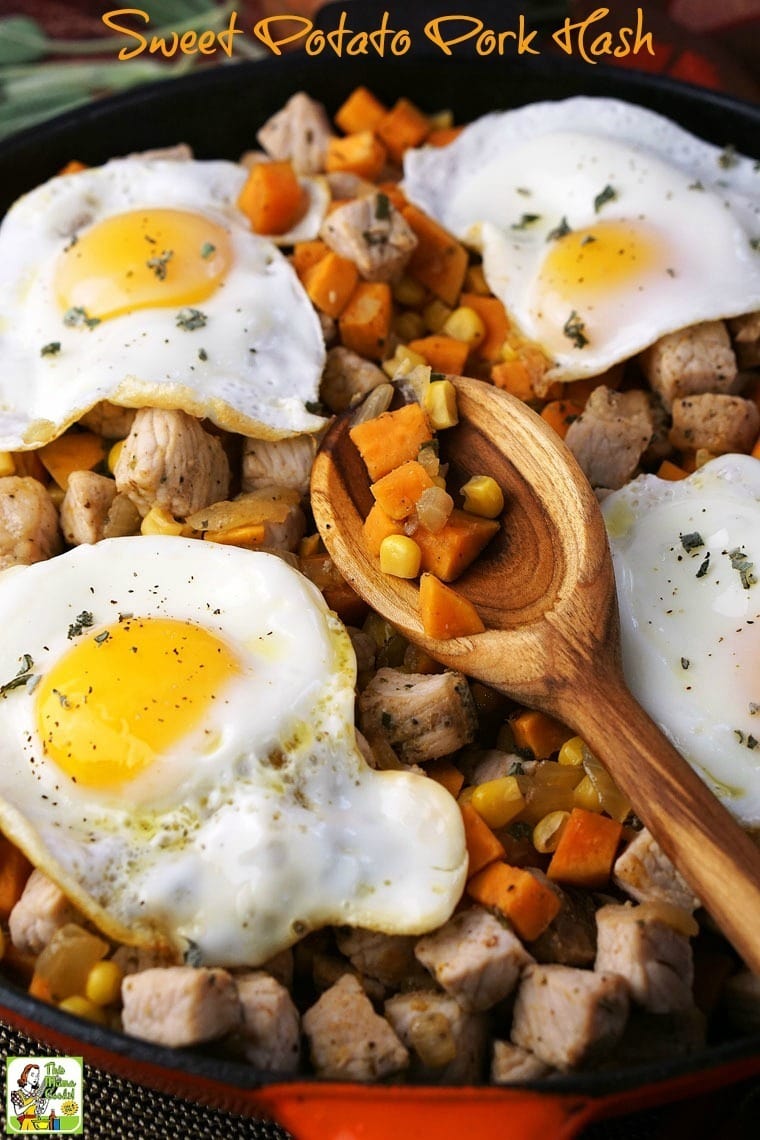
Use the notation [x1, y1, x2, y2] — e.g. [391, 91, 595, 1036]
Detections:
[404, 97, 760, 384]
[0, 157, 328, 451]
[0, 537, 467, 965]
[602, 455, 760, 828]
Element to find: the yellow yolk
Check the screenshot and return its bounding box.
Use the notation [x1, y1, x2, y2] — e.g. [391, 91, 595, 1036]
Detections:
[35, 617, 240, 789]
[538, 220, 662, 301]
[55, 209, 232, 321]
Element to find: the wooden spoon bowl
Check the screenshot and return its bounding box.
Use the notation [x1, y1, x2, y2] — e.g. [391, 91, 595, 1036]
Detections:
[311, 375, 760, 973]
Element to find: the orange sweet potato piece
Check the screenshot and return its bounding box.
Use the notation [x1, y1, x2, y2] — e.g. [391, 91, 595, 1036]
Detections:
[362, 502, 405, 556]
[39, 430, 107, 489]
[426, 126, 464, 147]
[326, 132, 387, 181]
[419, 572, 485, 639]
[300, 552, 368, 625]
[304, 251, 359, 318]
[459, 293, 509, 361]
[0, 836, 33, 921]
[402, 204, 468, 307]
[376, 97, 430, 163]
[460, 801, 505, 877]
[237, 160, 305, 235]
[350, 401, 432, 481]
[291, 239, 328, 280]
[407, 335, 469, 376]
[511, 710, 573, 760]
[656, 459, 689, 481]
[415, 509, 499, 582]
[467, 861, 562, 941]
[335, 86, 387, 135]
[491, 359, 534, 402]
[12, 451, 49, 484]
[546, 807, 624, 889]
[540, 399, 584, 440]
[426, 758, 465, 798]
[338, 281, 393, 360]
[370, 460, 434, 520]
[58, 159, 87, 175]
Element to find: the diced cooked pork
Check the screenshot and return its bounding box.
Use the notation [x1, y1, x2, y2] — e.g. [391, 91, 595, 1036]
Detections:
[241, 435, 317, 497]
[595, 904, 694, 1014]
[613, 828, 699, 911]
[640, 321, 739, 408]
[102, 492, 142, 539]
[311, 951, 388, 1004]
[60, 471, 117, 545]
[78, 401, 136, 439]
[335, 928, 427, 989]
[0, 476, 61, 569]
[464, 749, 525, 785]
[302, 973, 408, 1081]
[565, 387, 655, 489]
[110, 944, 181, 976]
[257, 92, 333, 174]
[234, 971, 300, 1072]
[121, 966, 241, 1048]
[490, 1040, 554, 1082]
[8, 870, 79, 956]
[669, 393, 760, 454]
[415, 906, 533, 1011]
[325, 171, 375, 200]
[385, 989, 488, 1082]
[320, 193, 418, 283]
[358, 667, 478, 765]
[114, 408, 230, 518]
[730, 311, 760, 368]
[320, 346, 387, 412]
[511, 964, 629, 1070]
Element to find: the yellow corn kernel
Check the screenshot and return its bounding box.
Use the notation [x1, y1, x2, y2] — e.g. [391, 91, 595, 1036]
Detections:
[382, 344, 427, 379]
[533, 810, 570, 854]
[107, 438, 125, 474]
[85, 959, 123, 1007]
[393, 274, 427, 308]
[424, 379, 458, 430]
[558, 735, 586, 767]
[0, 452, 16, 477]
[299, 533, 323, 557]
[470, 775, 525, 829]
[58, 995, 108, 1025]
[573, 774, 602, 812]
[499, 340, 518, 362]
[464, 264, 490, 295]
[423, 298, 452, 333]
[442, 305, 486, 348]
[140, 506, 191, 537]
[379, 534, 422, 578]
[393, 311, 426, 343]
[460, 475, 503, 518]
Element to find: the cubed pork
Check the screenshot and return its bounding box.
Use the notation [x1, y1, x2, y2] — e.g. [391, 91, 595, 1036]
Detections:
[640, 320, 739, 407]
[257, 92, 333, 174]
[565, 387, 655, 489]
[8, 870, 79, 956]
[490, 1040, 554, 1082]
[358, 667, 478, 765]
[335, 928, 427, 989]
[320, 192, 417, 283]
[121, 966, 241, 1047]
[302, 973, 408, 1081]
[234, 970, 300, 1072]
[613, 828, 699, 911]
[385, 989, 488, 1082]
[241, 435, 317, 497]
[0, 476, 61, 569]
[320, 346, 388, 413]
[595, 904, 694, 1014]
[669, 393, 760, 454]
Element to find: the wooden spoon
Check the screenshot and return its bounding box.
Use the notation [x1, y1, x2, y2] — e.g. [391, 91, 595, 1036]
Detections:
[311, 374, 760, 973]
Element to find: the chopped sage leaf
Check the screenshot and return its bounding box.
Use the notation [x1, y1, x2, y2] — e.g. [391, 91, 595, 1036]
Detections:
[680, 532, 704, 552]
[374, 192, 390, 221]
[563, 310, 588, 349]
[718, 144, 738, 170]
[728, 548, 756, 589]
[146, 249, 173, 280]
[176, 308, 207, 331]
[94, 630, 110, 645]
[40, 341, 60, 356]
[511, 213, 541, 230]
[67, 611, 94, 639]
[200, 242, 216, 259]
[63, 305, 99, 330]
[546, 216, 571, 242]
[680, 657, 690, 670]
[594, 184, 617, 212]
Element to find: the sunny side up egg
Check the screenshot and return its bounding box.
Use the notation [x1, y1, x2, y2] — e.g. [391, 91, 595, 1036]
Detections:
[0, 537, 467, 966]
[0, 156, 329, 451]
[602, 455, 760, 829]
[404, 97, 760, 384]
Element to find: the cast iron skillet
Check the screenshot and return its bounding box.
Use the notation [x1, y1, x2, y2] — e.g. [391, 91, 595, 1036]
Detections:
[1, 27, 759, 1140]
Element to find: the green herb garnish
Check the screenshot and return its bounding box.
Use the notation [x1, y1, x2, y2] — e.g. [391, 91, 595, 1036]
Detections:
[563, 310, 588, 349]
[176, 308, 207, 331]
[1, 654, 35, 698]
[374, 192, 390, 221]
[146, 249, 173, 280]
[63, 306, 99, 330]
[680, 532, 704, 552]
[594, 184, 617, 213]
[546, 216, 571, 242]
[67, 611, 94, 639]
[200, 242, 216, 259]
[511, 213, 541, 230]
[41, 342, 61, 356]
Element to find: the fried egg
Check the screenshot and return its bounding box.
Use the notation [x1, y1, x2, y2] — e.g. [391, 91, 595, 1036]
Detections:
[404, 97, 760, 384]
[0, 156, 328, 451]
[602, 454, 760, 828]
[0, 537, 467, 965]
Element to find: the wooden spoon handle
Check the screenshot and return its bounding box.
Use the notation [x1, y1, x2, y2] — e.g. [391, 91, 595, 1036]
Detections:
[554, 674, 760, 974]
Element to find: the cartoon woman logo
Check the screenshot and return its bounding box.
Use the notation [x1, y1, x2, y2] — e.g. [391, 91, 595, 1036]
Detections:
[9, 1063, 57, 1131]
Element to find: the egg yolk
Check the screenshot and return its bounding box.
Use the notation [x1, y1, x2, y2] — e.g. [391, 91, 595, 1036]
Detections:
[35, 617, 240, 789]
[55, 209, 232, 321]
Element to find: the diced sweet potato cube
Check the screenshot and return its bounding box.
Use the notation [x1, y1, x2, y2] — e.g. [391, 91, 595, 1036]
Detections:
[362, 502, 405, 556]
[292, 239, 328, 279]
[304, 251, 359, 318]
[407, 335, 469, 376]
[326, 132, 387, 181]
[335, 86, 387, 135]
[402, 204, 468, 307]
[419, 573, 485, 639]
[459, 293, 509, 361]
[376, 98, 430, 163]
[467, 862, 561, 941]
[350, 402, 432, 481]
[39, 431, 107, 490]
[371, 460, 434, 520]
[415, 509, 499, 582]
[338, 281, 393, 360]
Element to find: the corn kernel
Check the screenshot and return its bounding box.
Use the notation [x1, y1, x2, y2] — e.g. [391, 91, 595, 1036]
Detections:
[573, 774, 602, 812]
[442, 305, 486, 348]
[107, 439, 125, 474]
[424, 379, 458, 430]
[423, 298, 452, 334]
[460, 475, 503, 518]
[382, 344, 427, 379]
[393, 274, 427, 307]
[393, 311, 426, 343]
[533, 810, 570, 854]
[558, 735, 586, 767]
[499, 341, 518, 362]
[140, 506, 190, 537]
[464, 264, 490, 295]
[58, 994, 108, 1025]
[0, 452, 16, 477]
[85, 959, 123, 1007]
[470, 776, 525, 829]
[379, 534, 421, 578]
